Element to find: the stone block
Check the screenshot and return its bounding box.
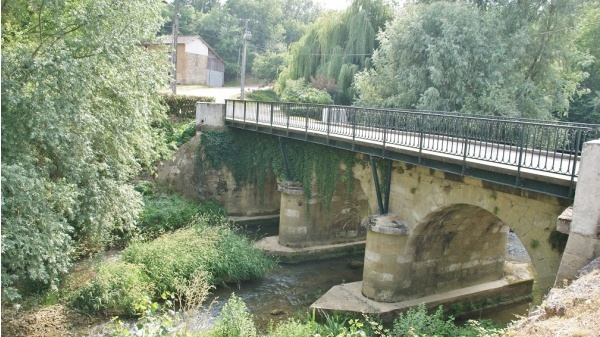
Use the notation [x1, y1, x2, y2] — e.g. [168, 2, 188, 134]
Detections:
[556, 206, 573, 234]
[196, 103, 226, 130]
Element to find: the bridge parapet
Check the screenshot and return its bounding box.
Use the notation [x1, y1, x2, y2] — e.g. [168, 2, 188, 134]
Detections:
[224, 99, 600, 199]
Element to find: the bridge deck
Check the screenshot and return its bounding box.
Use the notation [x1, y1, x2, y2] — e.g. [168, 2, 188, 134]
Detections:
[224, 100, 600, 199]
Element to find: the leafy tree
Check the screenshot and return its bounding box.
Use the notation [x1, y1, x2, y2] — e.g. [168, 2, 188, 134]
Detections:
[1, 0, 169, 300]
[280, 79, 334, 104]
[159, 0, 322, 81]
[252, 52, 288, 83]
[277, 0, 393, 105]
[568, 0, 600, 124]
[355, 0, 589, 119]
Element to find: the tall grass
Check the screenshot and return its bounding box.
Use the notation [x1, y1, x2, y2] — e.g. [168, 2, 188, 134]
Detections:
[67, 196, 273, 316]
[67, 261, 154, 316]
[137, 195, 225, 239]
[123, 216, 275, 296]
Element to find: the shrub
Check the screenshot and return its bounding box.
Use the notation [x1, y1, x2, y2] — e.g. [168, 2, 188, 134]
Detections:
[280, 79, 333, 104]
[208, 294, 257, 337]
[207, 224, 277, 284]
[134, 181, 156, 197]
[171, 121, 197, 147]
[392, 304, 464, 337]
[108, 293, 179, 337]
[123, 227, 217, 295]
[123, 220, 275, 295]
[246, 89, 279, 102]
[68, 261, 154, 316]
[265, 319, 317, 337]
[161, 94, 214, 118]
[138, 195, 224, 238]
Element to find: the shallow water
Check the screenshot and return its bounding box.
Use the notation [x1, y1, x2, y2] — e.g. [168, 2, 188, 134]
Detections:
[186, 224, 532, 333]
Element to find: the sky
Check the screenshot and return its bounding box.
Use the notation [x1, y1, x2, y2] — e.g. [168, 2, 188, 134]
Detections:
[315, 0, 350, 11]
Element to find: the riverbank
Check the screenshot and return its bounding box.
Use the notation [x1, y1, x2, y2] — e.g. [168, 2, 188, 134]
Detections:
[506, 258, 600, 336]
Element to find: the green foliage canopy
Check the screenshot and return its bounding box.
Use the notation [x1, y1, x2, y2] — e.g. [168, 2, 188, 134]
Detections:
[569, 0, 600, 124]
[163, 0, 322, 81]
[1, 0, 169, 300]
[354, 0, 589, 119]
[277, 0, 393, 105]
[252, 52, 288, 83]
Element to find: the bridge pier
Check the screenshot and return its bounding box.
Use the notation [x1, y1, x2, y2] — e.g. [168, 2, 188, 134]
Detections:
[361, 215, 412, 302]
[278, 182, 311, 247]
[361, 206, 509, 304]
[275, 180, 368, 248]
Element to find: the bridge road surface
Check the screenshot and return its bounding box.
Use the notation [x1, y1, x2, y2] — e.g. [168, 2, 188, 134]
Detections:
[225, 104, 580, 188]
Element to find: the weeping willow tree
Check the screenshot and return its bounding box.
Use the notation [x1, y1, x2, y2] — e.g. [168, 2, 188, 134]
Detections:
[277, 0, 393, 105]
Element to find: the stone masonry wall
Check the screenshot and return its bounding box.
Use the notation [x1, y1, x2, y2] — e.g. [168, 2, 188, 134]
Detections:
[353, 161, 570, 295]
[155, 133, 280, 216]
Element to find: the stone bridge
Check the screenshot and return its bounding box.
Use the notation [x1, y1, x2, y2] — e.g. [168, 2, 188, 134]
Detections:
[161, 101, 600, 316]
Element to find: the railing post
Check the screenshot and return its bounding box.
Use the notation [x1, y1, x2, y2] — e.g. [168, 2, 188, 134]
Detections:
[326, 106, 331, 143]
[305, 104, 309, 140]
[516, 123, 526, 186]
[243, 100, 247, 123]
[568, 129, 583, 198]
[352, 108, 357, 150]
[256, 102, 260, 129]
[462, 119, 471, 175]
[286, 103, 290, 136]
[418, 114, 424, 165]
[270, 103, 274, 133]
[382, 112, 388, 157]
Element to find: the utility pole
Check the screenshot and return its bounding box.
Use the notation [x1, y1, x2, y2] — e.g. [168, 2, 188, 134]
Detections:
[240, 19, 250, 100]
[171, 0, 180, 94]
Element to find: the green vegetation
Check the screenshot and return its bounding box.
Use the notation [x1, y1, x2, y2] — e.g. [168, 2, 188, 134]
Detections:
[108, 300, 505, 336]
[530, 239, 540, 249]
[567, 0, 600, 124]
[246, 89, 280, 102]
[162, 94, 214, 118]
[138, 195, 224, 239]
[65, 195, 274, 316]
[1, 0, 169, 301]
[280, 79, 334, 105]
[207, 294, 258, 337]
[252, 53, 288, 84]
[278, 0, 393, 105]
[165, 0, 321, 81]
[68, 261, 154, 316]
[354, 0, 588, 119]
[123, 222, 274, 296]
[199, 129, 356, 213]
[158, 94, 214, 150]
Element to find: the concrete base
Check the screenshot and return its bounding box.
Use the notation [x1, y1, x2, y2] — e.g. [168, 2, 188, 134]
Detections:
[311, 263, 533, 322]
[255, 235, 365, 263]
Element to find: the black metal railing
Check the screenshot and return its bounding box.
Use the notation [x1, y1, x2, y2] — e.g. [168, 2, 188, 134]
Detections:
[225, 100, 600, 180]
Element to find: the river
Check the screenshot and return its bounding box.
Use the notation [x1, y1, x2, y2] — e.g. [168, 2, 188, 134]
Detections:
[184, 223, 533, 333]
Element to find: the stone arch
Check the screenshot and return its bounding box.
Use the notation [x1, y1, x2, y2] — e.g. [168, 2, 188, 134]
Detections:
[405, 204, 510, 298]
[376, 162, 566, 292]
